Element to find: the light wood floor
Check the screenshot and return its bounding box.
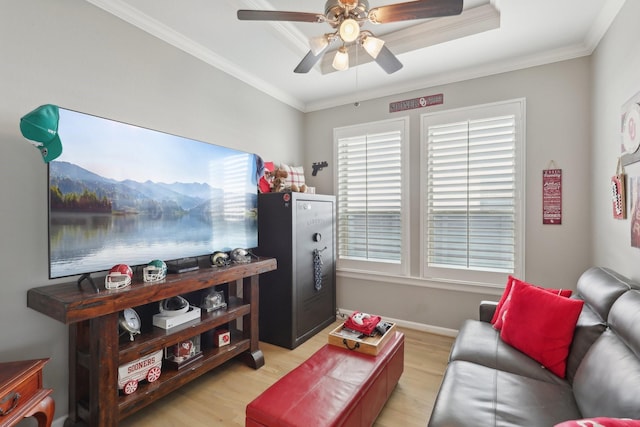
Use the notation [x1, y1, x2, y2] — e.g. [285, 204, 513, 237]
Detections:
[120, 321, 454, 427]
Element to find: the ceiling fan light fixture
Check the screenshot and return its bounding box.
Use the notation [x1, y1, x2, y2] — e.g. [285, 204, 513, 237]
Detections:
[332, 46, 349, 71]
[361, 35, 385, 59]
[339, 18, 360, 42]
[309, 35, 329, 56]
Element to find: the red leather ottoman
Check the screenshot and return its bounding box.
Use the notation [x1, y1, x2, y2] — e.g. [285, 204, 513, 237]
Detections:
[246, 331, 404, 427]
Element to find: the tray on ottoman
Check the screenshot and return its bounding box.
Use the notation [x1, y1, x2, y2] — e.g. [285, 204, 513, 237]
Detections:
[328, 321, 397, 356]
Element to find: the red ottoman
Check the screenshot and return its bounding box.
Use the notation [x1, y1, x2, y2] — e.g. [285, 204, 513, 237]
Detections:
[246, 331, 404, 427]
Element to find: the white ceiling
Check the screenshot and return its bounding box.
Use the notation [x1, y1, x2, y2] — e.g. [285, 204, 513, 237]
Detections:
[85, 0, 625, 112]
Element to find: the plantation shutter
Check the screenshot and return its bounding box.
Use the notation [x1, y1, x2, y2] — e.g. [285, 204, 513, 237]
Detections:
[336, 123, 404, 265]
[425, 114, 517, 273]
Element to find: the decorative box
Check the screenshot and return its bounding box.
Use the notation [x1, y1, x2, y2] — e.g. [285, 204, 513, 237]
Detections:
[201, 290, 227, 313]
[214, 329, 231, 347]
[152, 305, 201, 329]
[328, 322, 396, 356]
[117, 349, 163, 394]
[164, 335, 203, 370]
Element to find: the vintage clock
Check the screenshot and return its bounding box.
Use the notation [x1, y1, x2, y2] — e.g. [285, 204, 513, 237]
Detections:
[119, 307, 142, 341]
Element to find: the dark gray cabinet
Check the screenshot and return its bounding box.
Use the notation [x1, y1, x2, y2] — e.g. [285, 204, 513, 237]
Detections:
[256, 192, 336, 349]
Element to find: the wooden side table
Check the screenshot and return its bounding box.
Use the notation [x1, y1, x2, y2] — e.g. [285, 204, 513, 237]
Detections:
[0, 359, 54, 427]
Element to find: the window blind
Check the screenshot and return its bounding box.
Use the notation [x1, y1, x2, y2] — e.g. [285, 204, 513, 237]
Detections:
[337, 129, 403, 263]
[425, 114, 516, 273]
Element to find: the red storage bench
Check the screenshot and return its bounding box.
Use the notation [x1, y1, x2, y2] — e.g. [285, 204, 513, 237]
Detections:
[246, 331, 404, 427]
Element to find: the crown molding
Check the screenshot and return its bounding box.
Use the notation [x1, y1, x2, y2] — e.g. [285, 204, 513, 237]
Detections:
[583, 0, 626, 52]
[83, 0, 626, 113]
[305, 42, 594, 112]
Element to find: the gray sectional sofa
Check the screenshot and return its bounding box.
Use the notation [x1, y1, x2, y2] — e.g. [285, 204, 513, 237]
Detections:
[428, 267, 640, 426]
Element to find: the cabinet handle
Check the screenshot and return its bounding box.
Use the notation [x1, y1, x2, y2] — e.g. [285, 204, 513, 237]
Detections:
[0, 391, 21, 416]
[342, 339, 360, 351]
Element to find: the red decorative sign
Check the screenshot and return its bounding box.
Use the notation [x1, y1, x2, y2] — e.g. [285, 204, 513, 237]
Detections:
[389, 93, 443, 113]
[543, 169, 562, 224]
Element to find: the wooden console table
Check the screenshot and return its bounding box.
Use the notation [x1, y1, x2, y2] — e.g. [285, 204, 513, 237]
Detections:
[27, 257, 276, 427]
[0, 358, 54, 427]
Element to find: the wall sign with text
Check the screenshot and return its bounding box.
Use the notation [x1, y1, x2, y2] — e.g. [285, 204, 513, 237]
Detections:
[389, 93, 443, 113]
[543, 168, 562, 224]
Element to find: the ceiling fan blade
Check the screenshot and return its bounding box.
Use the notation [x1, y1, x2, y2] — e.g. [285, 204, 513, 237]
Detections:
[375, 46, 403, 74]
[237, 10, 323, 23]
[368, 0, 463, 24]
[294, 51, 323, 74]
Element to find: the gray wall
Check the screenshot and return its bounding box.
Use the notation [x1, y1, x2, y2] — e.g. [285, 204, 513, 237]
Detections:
[591, 0, 640, 278]
[0, 0, 303, 422]
[305, 58, 594, 331]
[2, 0, 639, 424]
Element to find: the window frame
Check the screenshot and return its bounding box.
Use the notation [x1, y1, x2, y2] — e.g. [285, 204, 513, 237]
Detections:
[333, 116, 410, 276]
[420, 99, 526, 285]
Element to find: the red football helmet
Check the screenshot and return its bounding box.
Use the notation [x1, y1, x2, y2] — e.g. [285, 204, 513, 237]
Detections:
[105, 264, 133, 289]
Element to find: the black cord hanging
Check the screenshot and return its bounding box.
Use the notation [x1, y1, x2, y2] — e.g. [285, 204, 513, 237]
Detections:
[313, 247, 327, 291]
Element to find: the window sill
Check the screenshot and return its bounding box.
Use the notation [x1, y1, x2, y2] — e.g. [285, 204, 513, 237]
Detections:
[337, 268, 504, 296]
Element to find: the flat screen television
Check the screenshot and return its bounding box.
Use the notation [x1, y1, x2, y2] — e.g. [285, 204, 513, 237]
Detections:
[48, 108, 258, 279]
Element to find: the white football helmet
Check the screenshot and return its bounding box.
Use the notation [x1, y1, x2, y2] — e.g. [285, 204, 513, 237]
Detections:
[143, 259, 167, 283]
[105, 264, 133, 289]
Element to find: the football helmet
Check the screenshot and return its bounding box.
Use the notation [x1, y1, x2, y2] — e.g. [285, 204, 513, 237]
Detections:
[210, 251, 230, 268]
[159, 295, 190, 316]
[230, 248, 251, 264]
[105, 264, 133, 289]
[143, 259, 167, 283]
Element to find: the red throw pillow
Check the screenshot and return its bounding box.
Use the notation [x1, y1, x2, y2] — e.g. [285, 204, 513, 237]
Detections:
[555, 418, 640, 427]
[492, 276, 572, 330]
[500, 280, 584, 378]
[491, 275, 516, 325]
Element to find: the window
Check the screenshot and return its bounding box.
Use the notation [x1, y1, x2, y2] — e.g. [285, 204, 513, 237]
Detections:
[334, 117, 409, 275]
[421, 99, 525, 284]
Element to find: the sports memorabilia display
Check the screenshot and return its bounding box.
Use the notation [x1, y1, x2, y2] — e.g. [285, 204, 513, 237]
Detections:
[201, 290, 227, 313]
[117, 350, 162, 395]
[158, 296, 189, 316]
[230, 248, 252, 264]
[210, 251, 231, 267]
[143, 259, 167, 282]
[344, 311, 382, 336]
[105, 264, 134, 289]
[154, 296, 201, 329]
[164, 335, 202, 370]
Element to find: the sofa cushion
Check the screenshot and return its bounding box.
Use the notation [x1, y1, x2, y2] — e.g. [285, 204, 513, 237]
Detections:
[427, 360, 581, 427]
[572, 291, 640, 419]
[576, 267, 637, 321]
[500, 280, 583, 378]
[450, 320, 569, 385]
[565, 305, 607, 384]
[280, 163, 306, 189]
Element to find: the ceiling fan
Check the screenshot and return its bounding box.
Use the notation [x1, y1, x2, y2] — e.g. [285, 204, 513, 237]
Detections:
[237, 0, 464, 74]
